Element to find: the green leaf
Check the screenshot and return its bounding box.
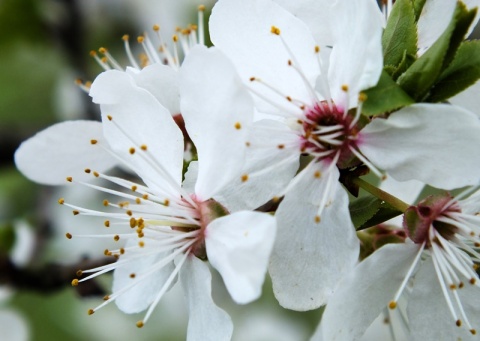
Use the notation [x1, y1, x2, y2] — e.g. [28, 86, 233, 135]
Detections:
[397, 1, 475, 100]
[350, 194, 403, 230]
[391, 50, 416, 80]
[349, 195, 381, 229]
[412, 0, 427, 21]
[382, 0, 417, 67]
[428, 40, 480, 102]
[362, 70, 414, 116]
[360, 202, 403, 230]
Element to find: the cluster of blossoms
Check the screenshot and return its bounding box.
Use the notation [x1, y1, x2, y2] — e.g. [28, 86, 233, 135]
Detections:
[13, 0, 480, 339]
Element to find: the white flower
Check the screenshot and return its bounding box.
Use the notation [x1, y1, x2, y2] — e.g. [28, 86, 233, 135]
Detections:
[210, 0, 480, 312]
[208, 0, 386, 311]
[15, 46, 276, 339]
[318, 189, 480, 341]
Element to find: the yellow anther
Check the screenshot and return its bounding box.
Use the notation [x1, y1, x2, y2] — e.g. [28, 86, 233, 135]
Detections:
[241, 174, 249, 182]
[140, 144, 147, 151]
[286, 96, 292, 102]
[130, 218, 137, 228]
[137, 36, 145, 43]
[315, 215, 321, 223]
[456, 319, 462, 327]
[341, 84, 349, 92]
[107, 115, 113, 121]
[98, 47, 107, 54]
[277, 144, 285, 149]
[103, 200, 109, 206]
[131, 185, 137, 191]
[139, 241, 145, 248]
[272, 196, 280, 203]
[136, 321, 144, 328]
[129, 147, 136, 155]
[71, 279, 79, 286]
[449, 284, 457, 290]
[246, 142, 251, 147]
[104, 249, 110, 256]
[358, 92, 368, 102]
[249, 77, 256, 81]
[470, 278, 477, 285]
[76, 270, 83, 277]
[88, 309, 94, 315]
[89, 50, 97, 57]
[101, 56, 108, 63]
[198, 4, 206, 11]
[271, 26, 281, 35]
[126, 210, 133, 216]
[84, 168, 91, 174]
[103, 295, 110, 301]
[137, 232, 144, 238]
[72, 210, 79, 216]
[120, 248, 125, 254]
[234, 122, 242, 130]
[153, 24, 160, 32]
[388, 301, 397, 309]
[314, 171, 322, 178]
[114, 235, 120, 242]
[172, 35, 179, 42]
[164, 199, 170, 206]
[75, 78, 83, 85]
[104, 220, 110, 227]
[142, 194, 149, 200]
[471, 329, 477, 335]
[315, 45, 320, 53]
[66, 176, 73, 182]
[135, 198, 141, 204]
[58, 198, 65, 205]
[122, 34, 129, 41]
[66, 233, 72, 239]
[130, 273, 136, 278]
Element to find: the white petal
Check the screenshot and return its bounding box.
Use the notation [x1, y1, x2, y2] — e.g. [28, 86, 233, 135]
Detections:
[417, 0, 480, 55]
[0, 310, 29, 341]
[450, 80, 480, 117]
[359, 103, 480, 189]
[180, 256, 233, 341]
[407, 257, 480, 341]
[128, 63, 180, 115]
[318, 243, 420, 341]
[14, 121, 116, 185]
[210, 0, 319, 114]
[328, 0, 384, 108]
[269, 161, 359, 310]
[205, 211, 277, 304]
[90, 70, 184, 193]
[180, 46, 254, 200]
[272, 0, 335, 46]
[214, 119, 300, 212]
[113, 241, 175, 313]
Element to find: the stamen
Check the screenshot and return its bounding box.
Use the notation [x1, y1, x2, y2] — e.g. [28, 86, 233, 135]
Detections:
[389, 242, 425, 308]
[122, 35, 141, 70]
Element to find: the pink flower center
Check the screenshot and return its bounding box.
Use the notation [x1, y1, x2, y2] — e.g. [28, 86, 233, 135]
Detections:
[300, 101, 362, 169]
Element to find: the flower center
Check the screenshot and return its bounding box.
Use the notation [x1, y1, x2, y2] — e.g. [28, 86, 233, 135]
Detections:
[404, 193, 462, 246]
[174, 197, 229, 260]
[300, 101, 362, 169]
